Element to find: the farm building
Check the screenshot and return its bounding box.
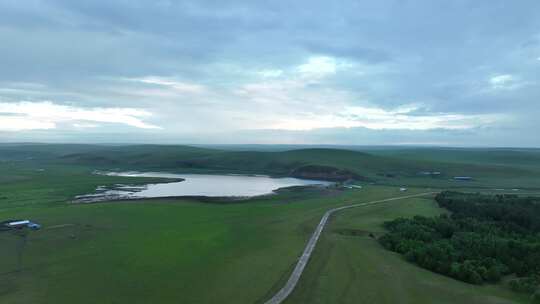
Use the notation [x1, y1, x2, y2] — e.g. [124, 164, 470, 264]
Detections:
[1, 219, 41, 230]
[419, 171, 442, 176]
[344, 185, 362, 189]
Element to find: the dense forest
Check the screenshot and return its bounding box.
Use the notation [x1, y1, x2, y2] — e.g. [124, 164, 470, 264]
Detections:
[379, 191, 540, 300]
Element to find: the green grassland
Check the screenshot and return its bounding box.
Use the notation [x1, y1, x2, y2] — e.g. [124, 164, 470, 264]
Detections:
[1, 144, 539, 303]
[368, 147, 540, 169]
[4, 143, 539, 189]
[285, 196, 528, 304]
[0, 165, 424, 304]
[0, 162, 181, 210]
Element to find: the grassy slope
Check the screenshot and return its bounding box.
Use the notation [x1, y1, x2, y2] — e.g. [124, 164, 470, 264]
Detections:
[369, 147, 540, 169]
[285, 196, 528, 304]
[0, 143, 109, 161]
[27, 144, 540, 189]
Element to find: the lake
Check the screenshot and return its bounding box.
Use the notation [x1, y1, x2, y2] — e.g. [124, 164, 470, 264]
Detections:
[75, 172, 332, 202]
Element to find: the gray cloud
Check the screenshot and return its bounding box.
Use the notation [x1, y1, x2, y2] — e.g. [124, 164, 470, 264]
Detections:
[0, 0, 539, 146]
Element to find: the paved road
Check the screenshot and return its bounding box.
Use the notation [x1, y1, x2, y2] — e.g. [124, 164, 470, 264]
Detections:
[264, 191, 437, 304]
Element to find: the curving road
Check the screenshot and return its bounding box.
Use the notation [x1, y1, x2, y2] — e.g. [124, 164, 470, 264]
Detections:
[264, 191, 437, 304]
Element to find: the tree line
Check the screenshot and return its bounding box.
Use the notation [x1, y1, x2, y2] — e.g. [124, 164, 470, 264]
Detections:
[379, 191, 540, 300]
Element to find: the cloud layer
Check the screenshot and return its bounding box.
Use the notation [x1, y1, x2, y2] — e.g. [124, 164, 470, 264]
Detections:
[0, 1, 539, 146]
[0, 101, 159, 131]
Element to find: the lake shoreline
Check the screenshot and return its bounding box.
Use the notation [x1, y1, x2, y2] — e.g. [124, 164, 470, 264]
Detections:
[73, 171, 332, 203]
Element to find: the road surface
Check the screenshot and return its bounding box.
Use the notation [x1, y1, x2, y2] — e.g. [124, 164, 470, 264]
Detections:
[264, 191, 436, 304]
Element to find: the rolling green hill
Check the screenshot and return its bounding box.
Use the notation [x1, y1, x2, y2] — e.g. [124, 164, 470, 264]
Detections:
[2, 144, 539, 188]
[369, 147, 540, 169]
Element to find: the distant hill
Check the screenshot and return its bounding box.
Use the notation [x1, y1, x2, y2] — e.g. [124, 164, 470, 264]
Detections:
[0, 143, 109, 160]
[369, 147, 540, 169]
[2, 144, 539, 188]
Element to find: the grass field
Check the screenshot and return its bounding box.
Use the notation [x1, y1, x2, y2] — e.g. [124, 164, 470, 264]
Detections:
[0, 186, 527, 303]
[1, 144, 538, 303]
[285, 196, 528, 304]
[0, 162, 181, 209]
[0, 166, 427, 304]
[369, 147, 540, 169]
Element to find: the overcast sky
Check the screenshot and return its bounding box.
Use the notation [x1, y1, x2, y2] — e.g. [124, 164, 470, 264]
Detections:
[1, 0, 539, 146]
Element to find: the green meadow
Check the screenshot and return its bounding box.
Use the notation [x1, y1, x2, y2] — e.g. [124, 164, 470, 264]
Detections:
[285, 196, 527, 304]
[0, 166, 417, 304]
[1, 144, 539, 303]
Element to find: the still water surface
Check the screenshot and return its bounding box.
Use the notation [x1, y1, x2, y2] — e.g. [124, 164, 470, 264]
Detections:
[77, 172, 331, 202]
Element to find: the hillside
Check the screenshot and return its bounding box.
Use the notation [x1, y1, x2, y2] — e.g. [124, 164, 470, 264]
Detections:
[2, 144, 539, 187]
[369, 147, 540, 169]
